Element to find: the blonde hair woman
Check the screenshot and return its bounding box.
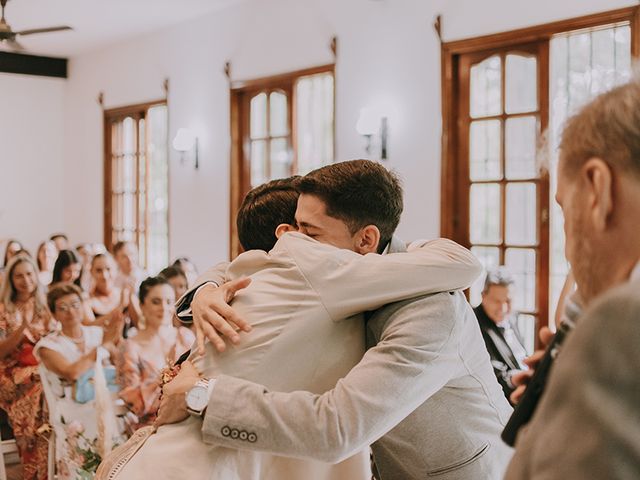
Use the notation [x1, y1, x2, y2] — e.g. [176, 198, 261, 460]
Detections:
[0, 255, 57, 480]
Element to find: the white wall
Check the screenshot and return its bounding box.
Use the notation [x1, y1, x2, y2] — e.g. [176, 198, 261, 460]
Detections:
[0, 73, 66, 255]
[59, 0, 636, 271]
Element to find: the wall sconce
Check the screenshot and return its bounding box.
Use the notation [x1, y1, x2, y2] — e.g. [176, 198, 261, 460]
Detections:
[356, 108, 388, 160]
[172, 128, 199, 169]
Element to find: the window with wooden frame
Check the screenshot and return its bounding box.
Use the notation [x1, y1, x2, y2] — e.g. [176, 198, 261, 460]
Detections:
[104, 101, 169, 273]
[229, 64, 335, 258]
[441, 7, 639, 351]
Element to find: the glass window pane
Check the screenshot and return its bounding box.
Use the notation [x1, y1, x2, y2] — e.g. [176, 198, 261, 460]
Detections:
[505, 116, 538, 180]
[250, 93, 267, 138]
[505, 248, 536, 311]
[250, 140, 267, 188]
[505, 54, 537, 114]
[549, 23, 631, 320]
[147, 105, 169, 274]
[470, 183, 501, 244]
[515, 313, 536, 355]
[506, 183, 537, 245]
[270, 138, 291, 180]
[122, 117, 136, 155]
[296, 72, 334, 174]
[469, 246, 500, 307]
[269, 91, 288, 137]
[470, 55, 501, 118]
[470, 120, 501, 181]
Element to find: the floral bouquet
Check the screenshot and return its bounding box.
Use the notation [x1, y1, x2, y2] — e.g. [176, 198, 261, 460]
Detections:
[62, 420, 102, 478]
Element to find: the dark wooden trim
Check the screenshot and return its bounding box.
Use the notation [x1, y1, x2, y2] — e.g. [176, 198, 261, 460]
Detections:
[442, 6, 639, 54]
[632, 6, 640, 57]
[230, 64, 335, 91]
[229, 89, 242, 260]
[536, 40, 551, 344]
[103, 99, 166, 118]
[0, 51, 67, 78]
[103, 114, 112, 251]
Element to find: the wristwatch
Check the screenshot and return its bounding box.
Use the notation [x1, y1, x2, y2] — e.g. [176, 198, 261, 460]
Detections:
[185, 378, 214, 417]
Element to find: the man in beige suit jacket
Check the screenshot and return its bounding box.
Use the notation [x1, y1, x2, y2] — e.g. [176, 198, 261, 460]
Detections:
[169, 161, 513, 480]
[504, 81, 640, 478]
[103, 163, 482, 479]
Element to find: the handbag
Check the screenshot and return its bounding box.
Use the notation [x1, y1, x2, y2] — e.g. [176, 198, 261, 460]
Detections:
[73, 365, 119, 403]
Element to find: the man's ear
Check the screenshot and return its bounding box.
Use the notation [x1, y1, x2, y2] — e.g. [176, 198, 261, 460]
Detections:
[354, 225, 381, 254]
[583, 158, 613, 232]
[275, 223, 296, 239]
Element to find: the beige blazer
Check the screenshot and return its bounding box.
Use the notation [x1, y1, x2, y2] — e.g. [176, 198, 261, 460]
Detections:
[505, 279, 640, 479]
[102, 233, 482, 479]
[198, 237, 513, 480]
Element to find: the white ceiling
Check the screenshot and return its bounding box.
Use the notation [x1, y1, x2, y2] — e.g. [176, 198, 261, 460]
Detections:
[0, 0, 244, 57]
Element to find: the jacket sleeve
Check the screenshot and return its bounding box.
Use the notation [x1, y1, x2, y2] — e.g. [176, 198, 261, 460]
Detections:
[505, 282, 640, 479]
[282, 233, 482, 321]
[174, 262, 229, 322]
[201, 292, 461, 462]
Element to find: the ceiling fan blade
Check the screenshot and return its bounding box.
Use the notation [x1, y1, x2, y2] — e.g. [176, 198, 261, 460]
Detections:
[5, 38, 25, 51]
[16, 26, 72, 36]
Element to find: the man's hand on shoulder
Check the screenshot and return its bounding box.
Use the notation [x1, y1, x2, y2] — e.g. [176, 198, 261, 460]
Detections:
[192, 277, 253, 354]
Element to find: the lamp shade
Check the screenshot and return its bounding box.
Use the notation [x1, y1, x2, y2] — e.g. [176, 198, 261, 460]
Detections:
[356, 108, 380, 136]
[173, 128, 196, 152]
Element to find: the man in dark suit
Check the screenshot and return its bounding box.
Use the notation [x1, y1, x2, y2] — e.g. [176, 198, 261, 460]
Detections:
[474, 267, 527, 403]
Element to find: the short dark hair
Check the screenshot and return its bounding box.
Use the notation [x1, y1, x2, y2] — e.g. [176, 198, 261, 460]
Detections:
[296, 160, 403, 253]
[158, 266, 187, 283]
[139, 276, 171, 304]
[51, 250, 82, 287]
[113, 241, 131, 255]
[47, 282, 83, 313]
[50, 233, 68, 242]
[237, 177, 300, 252]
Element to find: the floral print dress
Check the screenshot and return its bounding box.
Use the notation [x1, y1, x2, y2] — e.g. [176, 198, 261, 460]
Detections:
[0, 298, 56, 480]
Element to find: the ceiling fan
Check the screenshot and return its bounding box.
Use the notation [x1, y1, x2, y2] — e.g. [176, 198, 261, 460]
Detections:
[0, 0, 72, 52]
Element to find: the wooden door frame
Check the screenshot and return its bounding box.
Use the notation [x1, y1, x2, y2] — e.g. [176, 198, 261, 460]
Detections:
[229, 64, 335, 260]
[439, 6, 640, 338]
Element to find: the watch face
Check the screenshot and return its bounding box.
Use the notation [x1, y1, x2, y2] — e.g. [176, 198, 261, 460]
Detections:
[186, 386, 209, 411]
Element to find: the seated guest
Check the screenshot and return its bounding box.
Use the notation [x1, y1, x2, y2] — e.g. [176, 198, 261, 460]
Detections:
[172, 257, 198, 286]
[118, 276, 193, 429]
[50, 233, 69, 252]
[1, 239, 23, 287]
[36, 240, 57, 286]
[88, 253, 139, 330]
[51, 250, 83, 288]
[51, 250, 95, 324]
[0, 255, 56, 480]
[76, 243, 95, 292]
[474, 267, 527, 403]
[35, 283, 124, 480]
[113, 241, 146, 291]
[158, 266, 188, 301]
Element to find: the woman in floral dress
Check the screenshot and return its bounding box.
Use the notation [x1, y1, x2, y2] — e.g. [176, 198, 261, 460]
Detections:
[0, 255, 57, 480]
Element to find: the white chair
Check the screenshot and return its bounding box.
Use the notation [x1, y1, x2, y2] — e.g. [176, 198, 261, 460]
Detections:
[39, 364, 60, 480]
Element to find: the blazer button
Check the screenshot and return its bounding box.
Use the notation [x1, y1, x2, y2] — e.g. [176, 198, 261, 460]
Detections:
[239, 431, 248, 441]
[248, 432, 257, 443]
[230, 429, 240, 439]
[221, 426, 231, 437]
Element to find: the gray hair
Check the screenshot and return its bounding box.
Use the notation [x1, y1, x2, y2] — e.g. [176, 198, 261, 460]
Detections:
[482, 267, 515, 294]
